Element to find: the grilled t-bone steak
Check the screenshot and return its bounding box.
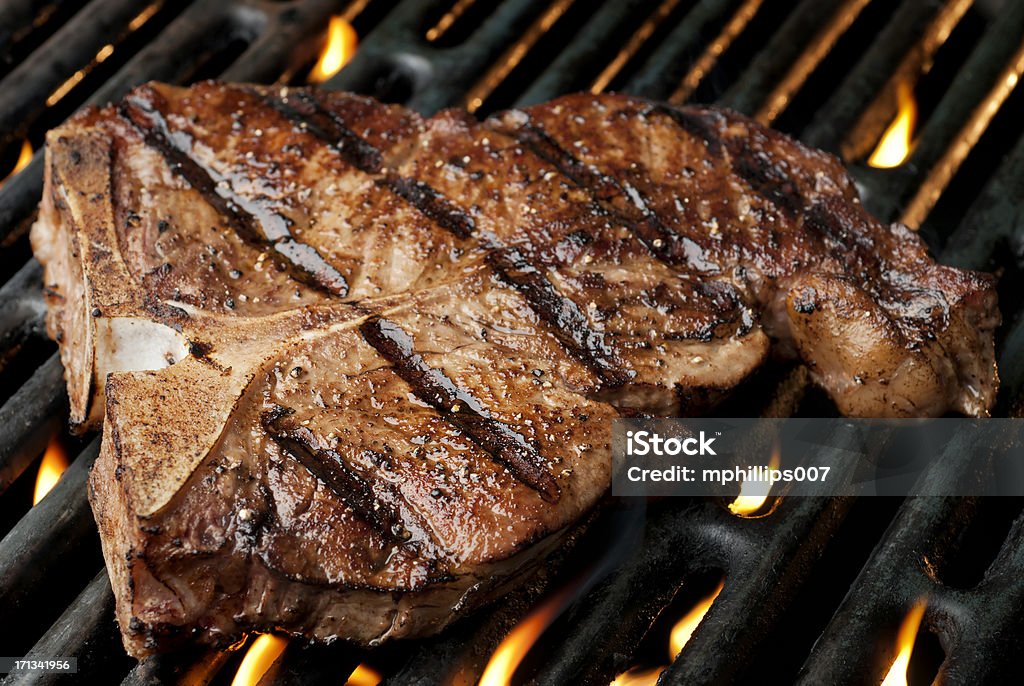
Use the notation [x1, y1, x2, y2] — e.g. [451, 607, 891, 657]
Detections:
[31, 81, 998, 656]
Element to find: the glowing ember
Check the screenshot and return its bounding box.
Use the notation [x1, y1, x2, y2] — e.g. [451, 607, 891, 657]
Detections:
[345, 663, 382, 686]
[869, 82, 917, 169]
[669, 579, 724, 658]
[1, 140, 33, 189]
[609, 578, 724, 686]
[309, 16, 358, 83]
[728, 447, 780, 516]
[479, 587, 573, 686]
[609, 666, 663, 686]
[33, 436, 69, 505]
[880, 600, 927, 686]
[231, 634, 288, 686]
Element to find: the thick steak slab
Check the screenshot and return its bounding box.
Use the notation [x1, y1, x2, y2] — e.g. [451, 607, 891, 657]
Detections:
[31, 82, 997, 656]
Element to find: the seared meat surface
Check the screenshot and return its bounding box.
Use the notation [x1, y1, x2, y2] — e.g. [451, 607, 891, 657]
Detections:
[31, 82, 998, 656]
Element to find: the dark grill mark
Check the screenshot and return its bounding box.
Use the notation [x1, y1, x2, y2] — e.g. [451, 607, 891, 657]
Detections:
[261, 89, 625, 378]
[727, 144, 804, 216]
[713, 128, 877, 258]
[500, 120, 621, 202]
[359, 316, 560, 503]
[256, 89, 384, 173]
[649, 104, 724, 156]
[120, 89, 349, 298]
[260, 409, 407, 541]
[649, 103, 804, 215]
[378, 173, 476, 239]
[258, 88, 478, 240]
[497, 117, 711, 270]
[487, 247, 630, 386]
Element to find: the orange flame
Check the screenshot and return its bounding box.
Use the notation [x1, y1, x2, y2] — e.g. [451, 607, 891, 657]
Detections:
[728, 446, 781, 517]
[309, 17, 358, 83]
[880, 600, 927, 686]
[345, 663, 382, 686]
[609, 666, 664, 686]
[610, 578, 725, 686]
[1, 140, 33, 190]
[869, 82, 917, 168]
[33, 436, 69, 505]
[669, 579, 724, 658]
[231, 634, 288, 686]
[479, 587, 573, 686]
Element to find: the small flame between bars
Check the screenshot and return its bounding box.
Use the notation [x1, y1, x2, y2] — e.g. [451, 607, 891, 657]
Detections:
[231, 634, 287, 686]
[309, 16, 358, 83]
[868, 83, 917, 169]
[880, 599, 927, 686]
[346, 663, 382, 686]
[33, 435, 68, 505]
[478, 586, 575, 686]
[610, 578, 725, 686]
[0, 140, 33, 190]
[728, 445, 781, 517]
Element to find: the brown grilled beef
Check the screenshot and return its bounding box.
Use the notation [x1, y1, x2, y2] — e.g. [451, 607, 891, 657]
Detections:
[31, 82, 998, 656]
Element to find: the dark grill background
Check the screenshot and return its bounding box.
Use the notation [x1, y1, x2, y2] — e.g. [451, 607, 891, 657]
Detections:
[0, 0, 1022, 684]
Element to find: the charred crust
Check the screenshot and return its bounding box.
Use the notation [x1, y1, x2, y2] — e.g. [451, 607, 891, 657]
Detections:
[486, 246, 630, 386]
[253, 87, 384, 173]
[728, 143, 804, 216]
[188, 340, 213, 358]
[498, 115, 714, 270]
[142, 297, 189, 328]
[118, 88, 349, 298]
[792, 292, 819, 314]
[358, 315, 560, 503]
[648, 104, 724, 156]
[260, 409, 407, 542]
[378, 173, 476, 239]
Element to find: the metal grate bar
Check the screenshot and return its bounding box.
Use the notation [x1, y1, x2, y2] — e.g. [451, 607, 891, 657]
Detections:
[327, 0, 550, 115]
[515, 0, 674, 105]
[935, 512, 1024, 681]
[623, 0, 738, 99]
[940, 131, 1024, 272]
[0, 0, 164, 154]
[0, 0, 83, 61]
[426, 0, 479, 42]
[382, 520, 605, 685]
[462, 0, 576, 112]
[795, 439, 1023, 684]
[858, 1, 1024, 224]
[802, 0, 966, 152]
[0, 0, 238, 248]
[220, 0, 349, 84]
[532, 465, 857, 685]
[0, 355, 65, 496]
[1, 570, 126, 686]
[898, 40, 1024, 228]
[120, 649, 230, 686]
[588, 0, 686, 95]
[0, 440, 100, 649]
[255, 644, 361, 686]
[720, 0, 871, 120]
[0, 260, 46, 374]
[667, 0, 764, 104]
